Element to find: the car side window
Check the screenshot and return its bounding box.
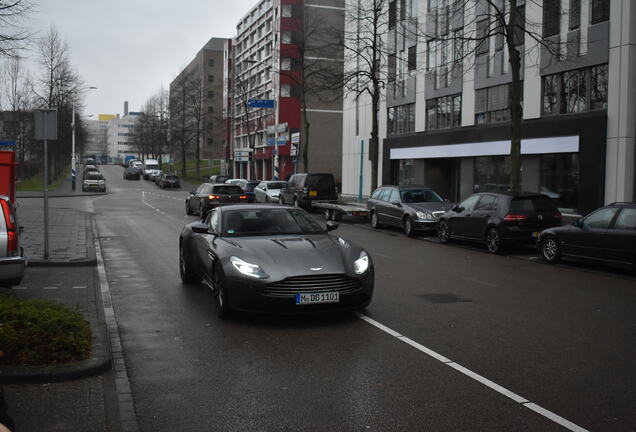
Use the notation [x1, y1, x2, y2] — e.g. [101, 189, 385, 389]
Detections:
[459, 195, 480, 212]
[371, 189, 382, 199]
[612, 208, 636, 230]
[583, 207, 619, 229]
[378, 189, 390, 202]
[475, 195, 497, 211]
[195, 185, 204, 194]
[388, 189, 400, 203]
[208, 210, 219, 232]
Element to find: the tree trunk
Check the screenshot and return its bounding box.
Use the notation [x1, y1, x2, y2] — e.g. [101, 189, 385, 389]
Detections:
[302, 99, 310, 172]
[507, 1, 523, 195]
[369, 85, 380, 192]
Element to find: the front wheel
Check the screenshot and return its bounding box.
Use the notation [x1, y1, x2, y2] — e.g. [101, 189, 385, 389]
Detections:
[280, 195, 285, 205]
[486, 228, 503, 254]
[438, 221, 450, 243]
[185, 200, 192, 215]
[403, 216, 415, 237]
[179, 245, 200, 283]
[198, 203, 204, 216]
[213, 265, 230, 319]
[540, 236, 561, 264]
[370, 211, 381, 229]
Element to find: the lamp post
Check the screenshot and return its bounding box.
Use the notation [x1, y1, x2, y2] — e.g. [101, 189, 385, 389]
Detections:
[71, 86, 97, 191]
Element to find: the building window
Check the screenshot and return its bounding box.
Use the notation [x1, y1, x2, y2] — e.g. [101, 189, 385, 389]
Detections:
[475, 83, 523, 124]
[474, 156, 510, 193]
[476, 19, 489, 56]
[425, 94, 461, 130]
[591, 0, 609, 24]
[280, 84, 291, 97]
[542, 64, 608, 116]
[540, 153, 579, 212]
[389, 0, 397, 29]
[387, 103, 415, 136]
[208, 59, 215, 67]
[514, 5, 525, 46]
[208, 90, 215, 98]
[208, 106, 214, 113]
[281, 31, 292, 44]
[453, 30, 463, 62]
[208, 74, 214, 82]
[569, 0, 581, 30]
[280, 57, 291, 71]
[543, 0, 560, 37]
[282, 4, 292, 17]
[408, 46, 416, 71]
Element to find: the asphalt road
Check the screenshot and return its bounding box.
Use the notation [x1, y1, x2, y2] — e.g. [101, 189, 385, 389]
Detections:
[91, 165, 636, 432]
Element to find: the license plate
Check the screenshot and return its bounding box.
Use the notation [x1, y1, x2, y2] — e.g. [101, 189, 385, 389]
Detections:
[308, 190, 317, 197]
[532, 231, 540, 239]
[295, 292, 339, 305]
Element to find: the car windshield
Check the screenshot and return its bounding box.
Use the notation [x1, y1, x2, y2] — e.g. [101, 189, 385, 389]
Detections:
[165, 175, 178, 180]
[267, 182, 286, 190]
[212, 185, 244, 194]
[400, 189, 443, 203]
[221, 208, 324, 236]
[146, 164, 159, 170]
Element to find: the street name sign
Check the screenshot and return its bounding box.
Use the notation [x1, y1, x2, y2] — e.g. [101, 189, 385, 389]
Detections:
[248, 99, 275, 108]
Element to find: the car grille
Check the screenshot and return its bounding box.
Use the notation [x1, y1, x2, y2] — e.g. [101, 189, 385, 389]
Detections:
[263, 274, 361, 297]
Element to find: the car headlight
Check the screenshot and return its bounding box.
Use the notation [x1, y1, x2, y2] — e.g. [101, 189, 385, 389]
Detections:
[230, 256, 269, 279]
[354, 251, 369, 274]
[416, 211, 434, 220]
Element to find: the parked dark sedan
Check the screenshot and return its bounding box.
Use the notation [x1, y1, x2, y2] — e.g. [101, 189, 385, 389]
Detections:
[123, 167, 141, 180]
[539, 202, 636, 271]
[185, 183, 247, 216]
[367, 185, 454, 236]
[178, 205, 374, 317]
[437, 192, 562, 253]
[158, 173, 181, 189]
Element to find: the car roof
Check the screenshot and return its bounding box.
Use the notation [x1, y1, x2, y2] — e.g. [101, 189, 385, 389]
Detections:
[607, 202, 636, 207]
[219, 204, 295, 211]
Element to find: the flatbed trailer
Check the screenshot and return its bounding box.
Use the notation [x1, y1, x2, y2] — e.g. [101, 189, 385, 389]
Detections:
[311, 201, 369, 221]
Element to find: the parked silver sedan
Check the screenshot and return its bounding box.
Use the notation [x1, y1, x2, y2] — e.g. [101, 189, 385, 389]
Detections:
[254, 181, 288, 203]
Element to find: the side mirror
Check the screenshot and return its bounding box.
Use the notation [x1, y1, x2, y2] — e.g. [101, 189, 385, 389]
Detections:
[191, 222, 209, 234]
[452, 205, 460, 212]
[189, 191, 196, 195]
[572, 219, 583, 228]
[326, 221, 339, 231]
[391, 201, 402, 207]
[444, 198, 450, 202]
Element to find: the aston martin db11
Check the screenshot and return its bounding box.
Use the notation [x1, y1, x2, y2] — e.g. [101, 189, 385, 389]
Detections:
[179, 205, 374, 317]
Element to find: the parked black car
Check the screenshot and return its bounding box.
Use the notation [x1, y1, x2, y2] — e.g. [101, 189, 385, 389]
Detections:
[539, 202, 636, 271]
[123, 167, 141, 180]
[367, 185, 454, 237]
[158, 173, 181, 189]
[235, 179, 260, 203]
[209, 175, 232, 184]
[437, 192, 562, 253]
[178, 205, 374, 317]
[280, 173, 337, 210]
[185, 183, 247, 216]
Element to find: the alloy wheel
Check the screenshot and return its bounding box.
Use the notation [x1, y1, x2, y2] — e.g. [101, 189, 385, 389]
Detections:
[404, 216, 414, 237]
[438, 221, 449, 243]
[486, 228, 501, 254]
[541, 237, 559, 263]
[371, 211, 380, 228]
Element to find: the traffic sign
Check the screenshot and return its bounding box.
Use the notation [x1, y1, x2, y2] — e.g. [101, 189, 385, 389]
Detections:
[248, 99, 275, 108]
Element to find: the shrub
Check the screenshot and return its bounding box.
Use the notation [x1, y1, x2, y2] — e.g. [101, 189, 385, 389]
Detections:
[0, 295, 91, 365]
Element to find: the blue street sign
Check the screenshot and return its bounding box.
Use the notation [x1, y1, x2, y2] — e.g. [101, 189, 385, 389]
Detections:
[0, 141, 16, 147]
[248, 99, 275, 108]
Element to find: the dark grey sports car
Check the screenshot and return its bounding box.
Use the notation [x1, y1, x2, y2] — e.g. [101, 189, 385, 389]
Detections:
[178, 205, 374, 317]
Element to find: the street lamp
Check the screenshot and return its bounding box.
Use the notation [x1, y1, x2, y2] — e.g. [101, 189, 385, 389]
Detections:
[71, 86, 97, 191]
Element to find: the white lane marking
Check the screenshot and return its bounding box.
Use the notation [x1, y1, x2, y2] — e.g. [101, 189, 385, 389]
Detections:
[72, 286, 87, 289]
[356, 313, 589, 432]
[42, 286, 57, 290]
[462, 276, 498, 288]
[141, 191, 167, 215]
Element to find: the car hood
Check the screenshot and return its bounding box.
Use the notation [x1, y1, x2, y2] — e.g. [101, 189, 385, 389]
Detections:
[218, 234, 363, 279]
[407, 202, 454, 213]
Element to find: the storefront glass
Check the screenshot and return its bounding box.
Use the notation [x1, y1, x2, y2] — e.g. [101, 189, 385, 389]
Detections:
[540, 153, 579, 213]
[474, 156, 511, 193]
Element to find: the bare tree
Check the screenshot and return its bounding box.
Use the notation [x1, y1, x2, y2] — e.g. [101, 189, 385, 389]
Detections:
[169, 75, 191, 178]
[184, 66, 206, 178]
[341, 0, 391, 191]
[415, 0, 568, 194]
[0, 0, 32, 58]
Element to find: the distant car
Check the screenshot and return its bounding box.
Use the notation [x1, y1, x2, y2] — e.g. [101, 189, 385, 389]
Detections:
[143, 159, 160, 180]
[437, 192, 562, 253]
[224, 178, 246, 186]
[280, 173, 337, 210]
[254, 181, 287, 203]
[235, 179, 260, 203]
[82, 165, 99, 179]
[185, 183, 247, 216]
[539, 202, 636, 271]
[178, 205, 374, 317]
[149, 170, 164, 183]
[82, 172, 106, 192]
[209, 175, 232, 184]
[367, 185, 454, 237]
[0, 195, 25, 288]
[158, 173, 181, 189]
[123, 167, 141, 180]
[85, 158, 95, 166]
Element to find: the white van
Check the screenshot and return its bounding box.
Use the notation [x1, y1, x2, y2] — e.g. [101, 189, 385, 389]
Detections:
[143, 159, 160, 180]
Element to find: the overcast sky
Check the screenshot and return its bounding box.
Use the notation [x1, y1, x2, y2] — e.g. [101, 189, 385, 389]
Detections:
[28, 0, 255, 116]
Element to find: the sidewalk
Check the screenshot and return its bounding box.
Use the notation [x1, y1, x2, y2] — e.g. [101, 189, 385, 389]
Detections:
[0, 198, 118, 431]
[16, 173, 109, 198]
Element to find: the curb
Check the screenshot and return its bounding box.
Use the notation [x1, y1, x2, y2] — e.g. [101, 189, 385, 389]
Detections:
[16, 192, 109, 199]
[0, 321, 112, 384]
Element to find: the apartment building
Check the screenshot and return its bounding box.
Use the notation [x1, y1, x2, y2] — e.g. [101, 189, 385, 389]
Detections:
[83, 119, 109, 163]
[230, 0, 344, 181]
[106, 103, 142, 162]
[169, 37, 227, 164]
[343, 0, 630, 215]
